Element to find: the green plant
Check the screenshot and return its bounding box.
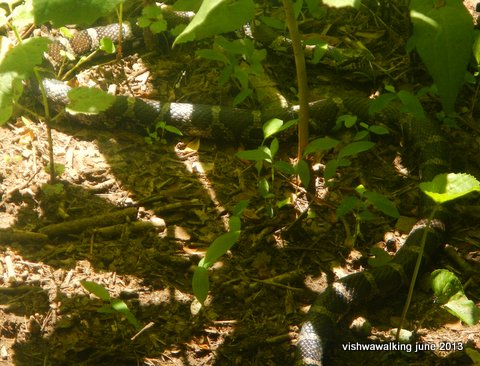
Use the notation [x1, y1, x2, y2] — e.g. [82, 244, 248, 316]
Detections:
[192, 200, 249, 305]
[408, 0, 474, 114]
[144, 120, 183, 145]
[396, 173, 480, 337]
[137, 5, 167, 34]
[80, 280, 141, 330]
[196, 36, 267, 105]
[235, 118, 297, 217]
[336, 184, 399, 247]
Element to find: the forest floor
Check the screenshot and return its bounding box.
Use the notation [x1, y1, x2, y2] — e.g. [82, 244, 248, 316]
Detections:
[1, 2, 480, 366]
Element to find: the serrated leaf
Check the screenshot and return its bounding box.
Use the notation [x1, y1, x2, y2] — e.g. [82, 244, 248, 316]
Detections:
[80, 280, 111, 301]
[66, 87, 116, 115]
[192, 266, 209, 305]
[419, 173, 480, 204]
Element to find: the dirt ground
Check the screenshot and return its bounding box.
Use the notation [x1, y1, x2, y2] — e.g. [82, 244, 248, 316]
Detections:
[1, 2, 480, 366]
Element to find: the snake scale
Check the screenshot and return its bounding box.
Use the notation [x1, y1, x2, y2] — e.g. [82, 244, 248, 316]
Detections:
[40, 22, 450, 365]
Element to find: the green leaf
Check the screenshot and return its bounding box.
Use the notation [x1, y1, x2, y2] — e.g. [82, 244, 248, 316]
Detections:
[419, 173, 480, 204]
[80, 280, 111, 301]
[274, 160, 295, 175]
[263, 118, 283, 139]
[66, 87, 116, 115]
[164, 124, 183, 136]
[295, 159, 310, 187]
[324, 159, 339, 180]
[173, 0, 255, 45]
[409, 0, 474, 113]
[397, 90, 426, 121]
[337, 114, 357, 128]
[99, 37, 115, 54]
[236, 148, 270, 161]
[111, 299, 141, 329]
[369, 125, 389, 135]
[192, 266, 209, 305]
[269, 138, 279, 158]
[431, 269, 480, 325]
[258, 177, 270, 198]
[33, 0, 124, 27]
[364, 191, 400, 218]
[232, 200, 249, 216]
[196, 48, 230, 63]
[336, 195, 361, 218]
[0, 37, 49, 124]
[303, 137, 339, 156]
[203, 231, 240, 266]
[233, 88, 252, 106]
[338, 141, 375, 159]
[229, 215, 241, 232]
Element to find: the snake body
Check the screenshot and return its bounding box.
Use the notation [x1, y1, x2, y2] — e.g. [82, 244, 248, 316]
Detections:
[41, 23, 450, 365]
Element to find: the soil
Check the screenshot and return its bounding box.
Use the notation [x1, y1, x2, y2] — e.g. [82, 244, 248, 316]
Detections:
[1, 2, 480, 366]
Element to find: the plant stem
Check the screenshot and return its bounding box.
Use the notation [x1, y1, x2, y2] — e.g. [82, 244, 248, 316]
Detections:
[282, 0, 309, 159]
[396, 205, 439, 339]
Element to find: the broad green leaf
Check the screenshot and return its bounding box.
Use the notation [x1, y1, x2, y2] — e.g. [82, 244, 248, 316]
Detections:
[99, 38, 115, 54]
[66, 87, 116, 115]
[80, 280, 111, 301]
[295, 159, 310, 187]
[203, 231, 240, 266]
[192, 266, 209, 304]
[431, 269, 464, 303]
[369, 125, 389, 135]
[235, 148, 270, 161]
[465, 348, 480, 363]
[263, 118, 283, 139]
[303, 137, 339, 156]
[33, 0, 123, 26]
[364, 191, 400, 218]
[274, 119, 298, 134]
[233, 88, 252, 106]
[338, 141, 375, 159]
[473, 29, 480, 66]
[419, 173, 480, 204]
[0, 37, 49, 124]
[337, 114, 357, 128]
[443, 294, 480, 325]
[270, 138, 279, 158]
[409, 0, 473, 113]
[174, 0, 255, 45]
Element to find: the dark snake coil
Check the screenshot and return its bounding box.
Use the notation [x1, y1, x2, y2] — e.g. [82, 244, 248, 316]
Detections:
[41, 23, 450, 366]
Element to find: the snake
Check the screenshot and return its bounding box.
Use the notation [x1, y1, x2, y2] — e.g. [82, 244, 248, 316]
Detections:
[39, 21, 451, 365]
